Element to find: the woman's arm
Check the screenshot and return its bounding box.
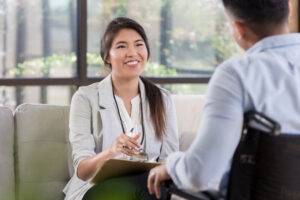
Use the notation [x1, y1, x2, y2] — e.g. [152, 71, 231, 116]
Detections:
[77, 133, 141, 181]
[76, 148, 113, 181]
[69, 89, 97, 181]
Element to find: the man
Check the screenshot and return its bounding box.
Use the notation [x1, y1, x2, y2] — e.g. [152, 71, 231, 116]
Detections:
[148, 0, 300, 199]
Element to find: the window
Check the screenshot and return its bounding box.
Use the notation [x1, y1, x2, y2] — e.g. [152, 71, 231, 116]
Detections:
[0, 0, 299, 108]
[0, 0, 76, 79]
[87, 0, 240, 78]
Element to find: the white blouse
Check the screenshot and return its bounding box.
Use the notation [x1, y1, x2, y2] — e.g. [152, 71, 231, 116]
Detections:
[114, 95, 143, 145]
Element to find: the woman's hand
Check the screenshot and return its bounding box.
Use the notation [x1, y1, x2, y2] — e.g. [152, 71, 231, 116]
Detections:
[147, 164, 171, 199]
[110, 133, 141, 157]
[77, 133, 140, 181]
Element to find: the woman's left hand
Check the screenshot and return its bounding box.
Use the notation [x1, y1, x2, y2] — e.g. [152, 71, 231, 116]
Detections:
[147, 164, 171, 199]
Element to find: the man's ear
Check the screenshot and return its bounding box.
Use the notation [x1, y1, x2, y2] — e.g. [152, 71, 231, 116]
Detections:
[233, 20, 247, 40]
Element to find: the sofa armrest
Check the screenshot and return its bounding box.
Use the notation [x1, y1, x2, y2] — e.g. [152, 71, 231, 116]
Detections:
[0, 106, 15, 200]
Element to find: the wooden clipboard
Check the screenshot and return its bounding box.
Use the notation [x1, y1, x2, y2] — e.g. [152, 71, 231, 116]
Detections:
[90, 158, 161, 184]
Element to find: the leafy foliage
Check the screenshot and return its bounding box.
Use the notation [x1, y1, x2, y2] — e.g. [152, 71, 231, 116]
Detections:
[9, 53, 177, 77]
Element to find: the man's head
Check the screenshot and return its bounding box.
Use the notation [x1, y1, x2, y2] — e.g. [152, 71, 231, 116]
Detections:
[222, 0, 290, 49]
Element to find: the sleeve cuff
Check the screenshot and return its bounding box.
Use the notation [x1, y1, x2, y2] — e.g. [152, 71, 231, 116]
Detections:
[73, 154, 95, 180]
[166, 151, 185, 188]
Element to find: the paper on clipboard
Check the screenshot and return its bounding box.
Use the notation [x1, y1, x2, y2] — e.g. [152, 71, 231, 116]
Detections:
[90, 158, 161, 184]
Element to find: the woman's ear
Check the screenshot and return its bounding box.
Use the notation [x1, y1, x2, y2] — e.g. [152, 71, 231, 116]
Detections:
[106, 56, 111, 65]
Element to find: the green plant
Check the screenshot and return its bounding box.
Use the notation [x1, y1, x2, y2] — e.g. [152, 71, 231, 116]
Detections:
[9, 53, 76, 77]
[144, 62, 177, 76]
[9, 53, 177, 77]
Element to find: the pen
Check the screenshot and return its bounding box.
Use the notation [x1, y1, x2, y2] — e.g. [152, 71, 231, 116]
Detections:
[126, 127, 135, 138]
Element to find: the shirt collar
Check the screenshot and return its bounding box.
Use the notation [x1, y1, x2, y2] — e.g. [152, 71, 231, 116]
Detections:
[97, 74, 146, 110]
[246, 33, 300, 54]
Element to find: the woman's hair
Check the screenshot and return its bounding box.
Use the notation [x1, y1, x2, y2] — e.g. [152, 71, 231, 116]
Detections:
[222, 0, 289, 36]
[101, 17, 166, 140]
[140, 77, 166, 140]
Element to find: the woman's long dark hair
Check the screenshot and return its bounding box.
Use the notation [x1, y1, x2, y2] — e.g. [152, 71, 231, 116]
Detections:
[100, 17, 166, 140]
[140, 77, 166, 140]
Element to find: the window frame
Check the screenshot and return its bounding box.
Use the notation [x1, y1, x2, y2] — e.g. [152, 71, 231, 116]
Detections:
[0, 0, 299, 87]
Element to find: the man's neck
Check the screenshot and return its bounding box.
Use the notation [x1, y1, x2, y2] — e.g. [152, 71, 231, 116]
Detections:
[247, 24, 290, 49]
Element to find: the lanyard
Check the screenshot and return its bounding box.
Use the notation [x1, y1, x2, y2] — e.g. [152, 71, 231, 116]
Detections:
[111, 78, 162, 162]
[111, 80, 146, 149]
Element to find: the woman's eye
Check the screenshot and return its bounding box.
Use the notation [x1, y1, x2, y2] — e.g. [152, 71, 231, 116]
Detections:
[116, 45, 126, 49]
[136, 43, 144, 47]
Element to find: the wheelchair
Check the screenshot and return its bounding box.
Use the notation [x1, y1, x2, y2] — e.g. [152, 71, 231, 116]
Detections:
[161, 111, 300, 200]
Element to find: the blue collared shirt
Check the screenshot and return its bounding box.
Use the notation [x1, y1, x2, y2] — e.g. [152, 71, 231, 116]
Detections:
[166, 33, 300, 192]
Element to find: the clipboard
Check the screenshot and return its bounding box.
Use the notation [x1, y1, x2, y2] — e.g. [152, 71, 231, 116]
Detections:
[90, 158, 161, 184]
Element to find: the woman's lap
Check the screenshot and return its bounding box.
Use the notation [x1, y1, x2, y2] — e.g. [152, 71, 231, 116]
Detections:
[83, 172, 156, 200]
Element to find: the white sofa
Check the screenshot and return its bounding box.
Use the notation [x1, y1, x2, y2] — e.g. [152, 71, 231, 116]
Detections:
[0, 95, 205, 200]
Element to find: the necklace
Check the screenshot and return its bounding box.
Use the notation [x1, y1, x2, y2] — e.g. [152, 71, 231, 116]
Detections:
[111, 79, 146, 150]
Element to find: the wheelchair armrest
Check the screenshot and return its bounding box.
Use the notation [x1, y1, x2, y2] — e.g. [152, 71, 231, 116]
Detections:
[244, 111, 281, 136]
[161, 180, 223, 200]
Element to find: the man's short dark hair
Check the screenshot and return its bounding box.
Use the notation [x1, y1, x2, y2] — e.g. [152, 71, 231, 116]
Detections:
[222, 0, 289, 35]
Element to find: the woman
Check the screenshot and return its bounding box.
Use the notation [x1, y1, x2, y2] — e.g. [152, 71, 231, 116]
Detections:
[63, 17, 179, 200]
[148, 0, 300, 199]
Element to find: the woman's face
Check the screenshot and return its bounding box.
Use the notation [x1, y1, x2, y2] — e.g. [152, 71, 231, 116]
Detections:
[107, 28, 148, 80]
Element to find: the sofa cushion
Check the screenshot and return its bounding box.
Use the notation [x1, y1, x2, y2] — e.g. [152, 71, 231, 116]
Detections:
[0, 106, 15, 200]
[14, 104, 71, 200]
[172, 95, 205, 151]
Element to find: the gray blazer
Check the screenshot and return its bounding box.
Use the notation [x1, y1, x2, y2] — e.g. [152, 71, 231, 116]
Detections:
[63, 75, 179, 200]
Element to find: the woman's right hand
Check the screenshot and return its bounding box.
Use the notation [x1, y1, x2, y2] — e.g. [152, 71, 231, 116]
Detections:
[110, 133, 141, 157]
[77, 133, 141, 181]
